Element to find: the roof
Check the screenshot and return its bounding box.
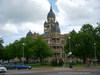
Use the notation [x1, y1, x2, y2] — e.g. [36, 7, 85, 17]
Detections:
[26, 31, 33, 37]
[51, 25, 60, 32]
[47, 6, 55, 18]
[43, 32, 49, 35]
[70, 29, 76, 34]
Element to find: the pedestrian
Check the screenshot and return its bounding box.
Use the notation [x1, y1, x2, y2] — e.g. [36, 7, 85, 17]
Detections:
[86, 59, 90, 67]
[90, 60, 93, 67]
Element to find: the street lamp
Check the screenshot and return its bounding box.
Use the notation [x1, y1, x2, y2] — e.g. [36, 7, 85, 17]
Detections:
[68, 36, 73, 68]
[69, 37, 71, 52]
[22, 43, 25, 64]
[94, 43, 97, 64]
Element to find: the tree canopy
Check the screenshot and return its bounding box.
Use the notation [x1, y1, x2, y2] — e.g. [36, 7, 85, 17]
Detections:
[32, 37, 53, 63]
[4, 36, 53, 63]
[0, 38, 4, 60]
[64, 24, 100, 60]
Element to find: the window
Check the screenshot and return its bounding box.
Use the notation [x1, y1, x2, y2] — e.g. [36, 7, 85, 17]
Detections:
[45, 27, 46, 29]
[62, 53, 65, 58]
[62, 53, 63, 58]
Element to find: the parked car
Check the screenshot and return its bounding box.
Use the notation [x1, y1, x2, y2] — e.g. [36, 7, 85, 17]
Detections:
[0, 64, 7, 73]
[14, 63, 32, 69]
[2, 63, 15, 69]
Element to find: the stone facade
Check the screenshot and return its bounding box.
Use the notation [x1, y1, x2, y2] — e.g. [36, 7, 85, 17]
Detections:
[26, 6, 68, 62]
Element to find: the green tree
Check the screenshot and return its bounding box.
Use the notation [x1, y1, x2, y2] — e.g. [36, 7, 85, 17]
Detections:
[64, 30, 77, 54]
[94, 26, 100, 58]
[80, 24, 94, 35]
[0, 38, 4, 60]
[77, 24, 94, 59]
[32, 37, 53, 63]
[19, 37, 35, 63]
[65, 24, 95, 60]
[76, 32, 94, 59]
[5, 41, 23, 61]
[5, 36, 53, 63]
[5, 36, 35, 63]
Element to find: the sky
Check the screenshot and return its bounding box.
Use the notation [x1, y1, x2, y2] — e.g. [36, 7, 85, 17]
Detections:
[0, 0, 100, 46]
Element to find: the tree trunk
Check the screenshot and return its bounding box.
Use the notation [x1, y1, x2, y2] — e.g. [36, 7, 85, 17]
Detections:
[40, 57, 43, 63]
[26, 58, 29, 64]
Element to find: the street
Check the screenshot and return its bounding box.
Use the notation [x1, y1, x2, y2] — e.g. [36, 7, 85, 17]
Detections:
[0, 70, 100, 75]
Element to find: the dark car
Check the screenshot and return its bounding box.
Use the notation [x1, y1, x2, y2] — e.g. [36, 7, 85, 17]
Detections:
[2, 63, 15, 69]
[14, 63, 32, 69]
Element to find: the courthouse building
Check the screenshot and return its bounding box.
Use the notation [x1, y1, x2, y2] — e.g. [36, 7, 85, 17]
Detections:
[26, 6, 69, 62]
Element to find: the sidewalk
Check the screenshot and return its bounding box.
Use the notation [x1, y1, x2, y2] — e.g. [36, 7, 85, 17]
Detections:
[15, 66, 100, 72]
[30, 66, 100, 71]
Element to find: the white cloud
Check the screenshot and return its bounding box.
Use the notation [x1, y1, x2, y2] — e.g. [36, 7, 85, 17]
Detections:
[18, 22, 44, 34]
[56, 0, 100, 33]
[0, 0, 50, 35]
[0, 0, 100, 45]
[0, 23, 18, 35]
[0, 0, 50, 45]
[0, 0, 50, 24]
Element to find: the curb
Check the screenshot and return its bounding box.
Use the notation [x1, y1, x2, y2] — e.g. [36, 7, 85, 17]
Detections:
[9, 67, 100, 72]
[52, 67, 100, 71]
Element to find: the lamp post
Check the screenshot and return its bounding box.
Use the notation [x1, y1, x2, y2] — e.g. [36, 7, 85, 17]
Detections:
[22, 43, 25, 64]
[68, 36, 73, 68]
[69, 37, 71, 52]
[94, 43, 97, 64]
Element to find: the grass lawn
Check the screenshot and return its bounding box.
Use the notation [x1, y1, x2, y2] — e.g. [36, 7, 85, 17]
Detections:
[26, 63, 100, 68]
[26, 63, 62, 68]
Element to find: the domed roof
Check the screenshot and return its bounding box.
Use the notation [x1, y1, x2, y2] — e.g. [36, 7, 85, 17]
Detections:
[56, 21, 59, 25]
[47, 6, 55, 18]
[71, 29, 76, 34]
[44, 21, 47, 24]
[43, 32, 49, 35]
[26, 31, 33, 37]
[51, 25, 60, 32]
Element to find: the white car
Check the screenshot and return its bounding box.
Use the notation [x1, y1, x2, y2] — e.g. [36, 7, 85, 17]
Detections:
[0, 64, 7, 73]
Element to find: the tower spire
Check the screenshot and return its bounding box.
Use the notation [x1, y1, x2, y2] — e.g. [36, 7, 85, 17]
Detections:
[50, 6, 53, 12]
[47, 6, 55, 22]
[50, 5, 52, 9]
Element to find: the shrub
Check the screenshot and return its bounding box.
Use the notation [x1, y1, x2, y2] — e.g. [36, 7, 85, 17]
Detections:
[51, 58, 64, 66]
[58, 58, 64, 66]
